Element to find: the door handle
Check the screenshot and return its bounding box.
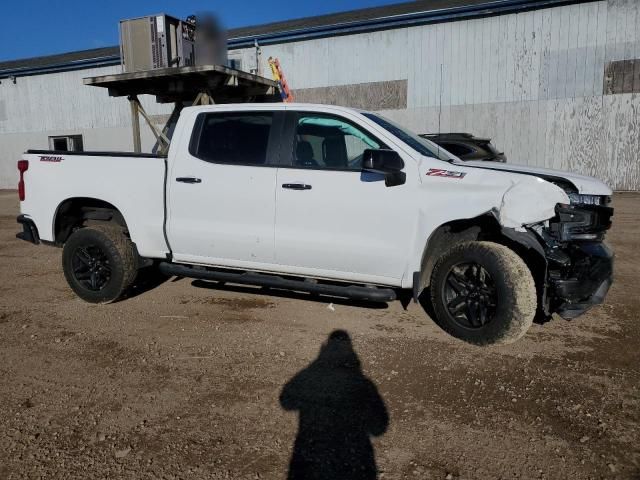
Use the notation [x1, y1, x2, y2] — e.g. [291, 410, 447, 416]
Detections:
[282, 183, 312, 190]
[176, 177, 202, 184]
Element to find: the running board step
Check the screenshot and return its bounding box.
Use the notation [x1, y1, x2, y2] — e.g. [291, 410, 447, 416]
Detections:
[158, 262, 397, 303]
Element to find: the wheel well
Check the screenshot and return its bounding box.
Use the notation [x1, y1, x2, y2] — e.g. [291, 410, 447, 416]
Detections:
[419, 215, 493, 290]
[54, 198, 128, 244]
[419, 213, 547, 302]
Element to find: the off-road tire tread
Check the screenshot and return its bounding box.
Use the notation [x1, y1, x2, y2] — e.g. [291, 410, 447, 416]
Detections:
[91, 224, 138, 289]
[62, 224, 137, 303]
[430, 241, 536, 346]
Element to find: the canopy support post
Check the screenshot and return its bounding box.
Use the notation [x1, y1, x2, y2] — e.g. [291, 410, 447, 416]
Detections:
[128, 95, 171, 154]
[128, 96, 142, 153]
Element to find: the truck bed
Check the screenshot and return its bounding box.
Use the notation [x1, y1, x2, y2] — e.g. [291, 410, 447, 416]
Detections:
[27, 149, 166, 158]
[20, 150, 169, 258]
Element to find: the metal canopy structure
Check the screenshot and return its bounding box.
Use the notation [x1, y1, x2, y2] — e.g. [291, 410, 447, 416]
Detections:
[84, 65, 278, 103]
[84, 65, 280, 154]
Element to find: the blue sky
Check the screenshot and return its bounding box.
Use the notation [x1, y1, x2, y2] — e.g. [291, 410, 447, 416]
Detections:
[0, 0, 404, 62]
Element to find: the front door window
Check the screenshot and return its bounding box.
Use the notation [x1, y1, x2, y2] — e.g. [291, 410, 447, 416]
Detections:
[292, 114, 385, 170]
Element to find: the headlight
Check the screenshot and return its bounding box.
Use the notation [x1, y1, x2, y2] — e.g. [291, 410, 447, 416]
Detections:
[548, 203, 614, 242]
[568, 194, 610, 206]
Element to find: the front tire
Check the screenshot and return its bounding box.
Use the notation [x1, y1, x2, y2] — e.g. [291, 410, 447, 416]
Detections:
[430, 241, 536, 346]
[62, 224, 138, 303]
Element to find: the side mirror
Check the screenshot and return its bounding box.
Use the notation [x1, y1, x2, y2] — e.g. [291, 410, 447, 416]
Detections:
[362, 149, 406, 187]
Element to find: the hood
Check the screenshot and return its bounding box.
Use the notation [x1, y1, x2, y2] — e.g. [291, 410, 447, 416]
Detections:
[461, 161, 612, 196]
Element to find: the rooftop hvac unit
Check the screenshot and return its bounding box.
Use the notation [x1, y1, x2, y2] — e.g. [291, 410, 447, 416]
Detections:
[119, 14, 197, 72]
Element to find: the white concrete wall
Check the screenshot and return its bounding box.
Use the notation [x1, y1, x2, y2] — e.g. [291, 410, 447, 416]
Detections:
[1, 0, 638, 189]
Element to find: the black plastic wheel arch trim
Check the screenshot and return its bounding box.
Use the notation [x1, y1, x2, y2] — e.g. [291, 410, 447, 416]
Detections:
[412, 271, 421, 303]
[16, 215, 40, 244]
[158, 262, 397, 302]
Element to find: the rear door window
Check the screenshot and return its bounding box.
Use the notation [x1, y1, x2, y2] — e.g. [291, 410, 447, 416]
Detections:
[190, 112, 275, 165]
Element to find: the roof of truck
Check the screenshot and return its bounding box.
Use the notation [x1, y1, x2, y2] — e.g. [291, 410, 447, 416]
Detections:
[179, 103, 370, 116]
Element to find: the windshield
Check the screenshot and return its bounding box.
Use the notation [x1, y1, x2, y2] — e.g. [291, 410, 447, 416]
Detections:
[363, 112, 453, 162]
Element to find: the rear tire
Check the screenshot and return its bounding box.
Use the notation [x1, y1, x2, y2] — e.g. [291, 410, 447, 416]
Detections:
[430, 241, 536, 345]
[62, 224, 137, 303]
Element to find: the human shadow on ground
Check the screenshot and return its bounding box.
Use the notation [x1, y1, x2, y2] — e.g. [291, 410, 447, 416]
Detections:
[280, 330, 389, 480]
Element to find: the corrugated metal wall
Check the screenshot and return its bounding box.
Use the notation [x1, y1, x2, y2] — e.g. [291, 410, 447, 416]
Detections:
[0, 0, 638, 189]
[234, 0, 640, 190]
[0, 66, 171, 188]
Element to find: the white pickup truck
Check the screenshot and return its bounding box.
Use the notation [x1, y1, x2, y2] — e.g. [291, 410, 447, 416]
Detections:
[16, 103, 614, 345]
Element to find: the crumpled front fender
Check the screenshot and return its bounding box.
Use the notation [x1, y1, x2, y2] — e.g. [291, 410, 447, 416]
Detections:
[497, 177, 569, 230]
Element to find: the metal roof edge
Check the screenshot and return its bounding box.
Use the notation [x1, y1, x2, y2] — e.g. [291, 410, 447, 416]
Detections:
[227, 0, 585, 48]
[0, 55, 121, 79]
[0, 0, 589, 78]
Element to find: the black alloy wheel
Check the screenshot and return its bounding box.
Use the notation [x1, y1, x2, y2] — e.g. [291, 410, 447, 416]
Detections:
[442, 262, 497, 329]
[62, 224, 138, 303]
[429, 241, 537, 345]
[71, 244, 112, 291]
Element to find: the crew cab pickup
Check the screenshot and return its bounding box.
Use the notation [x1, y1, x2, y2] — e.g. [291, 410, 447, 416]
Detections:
[16, 104, 614, 345]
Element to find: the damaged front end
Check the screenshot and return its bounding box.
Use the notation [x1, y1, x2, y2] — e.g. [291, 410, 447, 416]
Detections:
[531, 195, 614, 319]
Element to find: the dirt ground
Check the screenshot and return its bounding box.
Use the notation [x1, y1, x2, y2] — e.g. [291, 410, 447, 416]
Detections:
[0, 190, 638, 480]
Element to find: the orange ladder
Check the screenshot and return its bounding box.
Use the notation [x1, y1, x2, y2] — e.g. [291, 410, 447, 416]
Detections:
[268, 57, 294, 103]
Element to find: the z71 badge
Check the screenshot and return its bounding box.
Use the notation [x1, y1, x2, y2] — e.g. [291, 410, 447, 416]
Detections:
[426, 168, 466, 179]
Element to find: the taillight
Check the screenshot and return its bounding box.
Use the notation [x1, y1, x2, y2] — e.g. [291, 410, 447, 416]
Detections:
[17, 160, 29, 201]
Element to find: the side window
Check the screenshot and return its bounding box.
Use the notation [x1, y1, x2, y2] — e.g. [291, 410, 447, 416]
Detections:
[190, 112, 273, 165]
[48, 135, 83, 152]
[292, 114, 384, 170]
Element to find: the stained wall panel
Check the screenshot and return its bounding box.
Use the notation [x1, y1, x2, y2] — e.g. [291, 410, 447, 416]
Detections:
[294, 80, 408, 110]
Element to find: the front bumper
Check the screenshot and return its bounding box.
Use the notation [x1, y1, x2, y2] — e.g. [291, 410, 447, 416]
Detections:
[533, 200, 615, 320]
[550, 242, 613, 319]
[16, 215, 40, 244]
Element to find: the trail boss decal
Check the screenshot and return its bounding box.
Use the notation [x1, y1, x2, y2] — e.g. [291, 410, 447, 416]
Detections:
[39, 156, 63, 163]
[426, 168, 466, 179]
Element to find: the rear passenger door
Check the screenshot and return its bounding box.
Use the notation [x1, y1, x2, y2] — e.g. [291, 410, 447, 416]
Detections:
[167, 109, 283, 268]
